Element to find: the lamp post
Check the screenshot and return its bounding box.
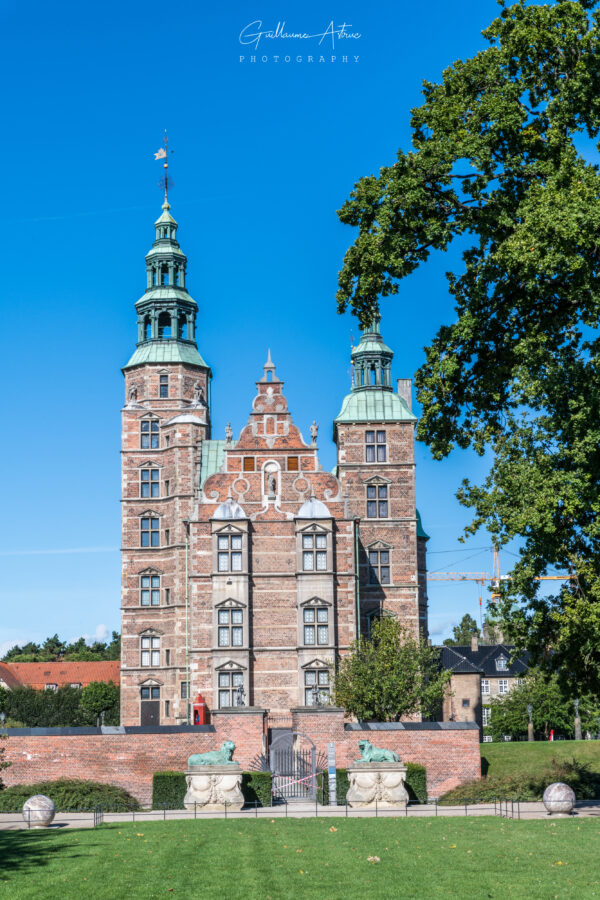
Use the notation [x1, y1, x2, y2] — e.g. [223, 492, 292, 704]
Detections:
[527, 703, 534, 742]
[574, 698, 583, 741]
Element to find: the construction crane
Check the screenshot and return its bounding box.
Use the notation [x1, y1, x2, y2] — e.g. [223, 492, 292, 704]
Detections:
[426, 547, 571, 623]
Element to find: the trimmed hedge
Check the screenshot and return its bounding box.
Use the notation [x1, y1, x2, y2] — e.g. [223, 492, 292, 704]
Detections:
[0, 778, 139, 812]
[152, 770, 273, 809]
[241, 772, 272, 807]
[318, 763, 427, 805]
[152, 771, 186, 809]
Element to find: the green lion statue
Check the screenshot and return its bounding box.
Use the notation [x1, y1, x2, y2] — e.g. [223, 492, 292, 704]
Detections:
[188, 740, 236, 766]
[355, 739, 400, 763]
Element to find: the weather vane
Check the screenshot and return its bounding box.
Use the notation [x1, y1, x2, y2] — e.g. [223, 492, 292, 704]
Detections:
[154, 130, 174, 203]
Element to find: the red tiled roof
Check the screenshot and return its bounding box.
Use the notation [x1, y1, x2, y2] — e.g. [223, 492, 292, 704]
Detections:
[2, 660, 120, 690]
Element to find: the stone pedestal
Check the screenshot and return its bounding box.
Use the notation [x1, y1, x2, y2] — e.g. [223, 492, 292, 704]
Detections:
[346, 763, 409, 808]
[183, 764, 244, 811]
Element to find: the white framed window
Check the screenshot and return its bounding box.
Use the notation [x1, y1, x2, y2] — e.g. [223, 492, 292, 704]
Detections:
[496, 657, 507, 671]
[482, 707, 491, 726]
[70, 682, 82, 689]
[482, 735, 493, 743]
[141, 419, 159, 449]
[304, 669, 330, 706]
[140, 574, 160, 606]
[217, 609, 243, 647]
[141, 468, 160, 498]
[303, 608, 329, 645]
[141, 635, 160, 667]
[217, 534, 243, 572]
[44, 683, 58, 692]
[498, 679, 509, 694]
[481, 679, 490, 695]
[218, 670, 244, 708]
[302, 534, 327, 571]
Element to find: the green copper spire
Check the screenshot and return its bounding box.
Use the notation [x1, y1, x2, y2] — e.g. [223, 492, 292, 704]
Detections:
[123, 200, 208, 369]
[334, 319, 415, 426]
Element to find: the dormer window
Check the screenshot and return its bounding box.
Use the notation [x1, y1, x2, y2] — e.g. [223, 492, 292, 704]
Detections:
[496, 657, 508, 671]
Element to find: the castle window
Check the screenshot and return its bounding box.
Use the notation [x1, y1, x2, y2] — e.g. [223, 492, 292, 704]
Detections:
[376, 431, 387, 461]
[217, 609, 243, 647]
[141, 517, 160, 547]
[303, 608, 329, 645]
[243, 457, 255, 472]
[217, 534, 243, 572]
[160, 265, 169, 285]
[365, 431, 375, 461]
[165, 480, 170, 496]
[141, 420, 159, 449]
[180, 681, 190, 699]
[368, 549, 390, 585]
[140, 635, 160, 667]
[165, 588, 171, 605]
[141, 468, 160, 498]
[165, 528, 170, 545]
[218, 670, 244, 708]
[304, 669, 330, 706]
[141, 686, 160, 699]
[367, 485, 388, 518]
[287, 456, 299, 471]
[140, 574, 160, 606]
[302, 534, 327, 571]
[159, 374, 169, 397]
[370, 365, 377, 386]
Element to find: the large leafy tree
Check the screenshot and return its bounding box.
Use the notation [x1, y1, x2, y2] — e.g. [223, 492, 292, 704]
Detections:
[443, 613, 481, 646]
[336, 0, 600, 693]
[333, 617, 450, 721]
[2, 632, 121, 663]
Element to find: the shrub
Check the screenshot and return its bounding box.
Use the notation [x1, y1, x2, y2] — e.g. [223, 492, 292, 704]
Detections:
[152, 771, 186, 809]
[405, 763, 427, 803]
[316, 769, 350, 806]
[241, 771, 272, 807]
[438, 756, 600, 804]
[0, 778, 139, 811]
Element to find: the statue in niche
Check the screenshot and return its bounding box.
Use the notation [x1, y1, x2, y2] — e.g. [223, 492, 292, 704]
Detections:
[267, 472, 277, 496]
[193, 382, 205, 406]
[128, 385, 138, 404]
[310, 420, 319, 444]
[225, 422, 233, 444]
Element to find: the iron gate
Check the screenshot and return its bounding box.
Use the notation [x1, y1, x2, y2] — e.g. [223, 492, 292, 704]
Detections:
[270, 732, 317, 801]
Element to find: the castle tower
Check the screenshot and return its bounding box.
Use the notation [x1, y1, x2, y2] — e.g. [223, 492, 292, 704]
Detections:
[334, 320, 429, 636]
[120, 201, 211, 726]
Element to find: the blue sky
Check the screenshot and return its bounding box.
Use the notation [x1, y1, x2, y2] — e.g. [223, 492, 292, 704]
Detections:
[0, 0, 515, 652]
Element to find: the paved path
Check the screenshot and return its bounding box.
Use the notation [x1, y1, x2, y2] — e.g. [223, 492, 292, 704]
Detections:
[2, 800, 600, 830]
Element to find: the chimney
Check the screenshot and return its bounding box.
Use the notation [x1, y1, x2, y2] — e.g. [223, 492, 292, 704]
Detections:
[397, 378, 412, 410]
[471, 635, 479, 652]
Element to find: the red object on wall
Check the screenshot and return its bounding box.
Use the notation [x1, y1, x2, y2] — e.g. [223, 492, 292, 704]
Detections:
[193, 693, 209, 725]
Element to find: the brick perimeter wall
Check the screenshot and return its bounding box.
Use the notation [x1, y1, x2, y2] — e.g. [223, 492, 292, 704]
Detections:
[3, 710, 480, 805]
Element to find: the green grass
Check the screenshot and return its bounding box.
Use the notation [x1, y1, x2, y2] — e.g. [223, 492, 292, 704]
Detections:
[481, 740, 600, 779]
[2, 818, 600, 898]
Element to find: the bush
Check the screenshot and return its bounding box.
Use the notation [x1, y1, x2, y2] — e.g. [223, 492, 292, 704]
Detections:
[319, 763, 427, 805]
[152, 771, 186, 809]
[241, 772, 272, 807]
[152, 770, 274, 810]
[0, 778, 139, 811]
[438, 756, 600, 804]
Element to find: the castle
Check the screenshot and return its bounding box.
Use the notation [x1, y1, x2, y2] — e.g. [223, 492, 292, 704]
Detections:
[120, 198, 429, 725]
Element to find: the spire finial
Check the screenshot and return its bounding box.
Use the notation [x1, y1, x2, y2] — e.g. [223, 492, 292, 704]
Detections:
[154, 130, 173, 206]
[261, 348, 276, 381]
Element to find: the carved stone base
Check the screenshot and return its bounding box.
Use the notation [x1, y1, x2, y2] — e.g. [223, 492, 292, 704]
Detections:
[183, 764, 244, 811]
[346, 763, 409, 808]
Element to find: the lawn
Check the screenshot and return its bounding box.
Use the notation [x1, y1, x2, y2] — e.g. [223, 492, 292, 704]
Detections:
[1, 817, 600, 899]
[481, 740, 600, 779]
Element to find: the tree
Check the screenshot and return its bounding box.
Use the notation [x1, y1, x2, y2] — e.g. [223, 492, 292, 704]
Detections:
[80, 681, 120, 726]
[443, 614, 480, 646]
[0, 734, 11, 788]
[333, 617, 450, 721]
[335, 0, 600, 693]
[1, 632, 121, 662]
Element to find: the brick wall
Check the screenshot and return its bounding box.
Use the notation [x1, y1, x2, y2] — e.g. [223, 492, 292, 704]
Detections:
[2, 709, 479, 805]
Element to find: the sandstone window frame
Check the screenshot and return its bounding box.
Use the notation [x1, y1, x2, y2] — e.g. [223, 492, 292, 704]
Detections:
[140, 416, 160, 450]
[140, 511, 161, 547]
[139, 567, 162, 606]
[299, 597, 332, 649]
[213, 598, 248, 650]
[363, 475, 392, 520]
[300, 658, 331, 707]
[211, 522, 249, 575]
[295, 523, 332, 574]
[214, 660, 247, 709]
[140, 632, 161, 667]
[140, 467, 160, 499]
[364, 540, 393, 588]
[159, 373, 169, 398]
[365, 429, 387, 463]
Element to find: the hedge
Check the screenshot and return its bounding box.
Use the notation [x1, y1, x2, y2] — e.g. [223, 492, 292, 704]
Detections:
[0, 778, 139, 812]
[318, 763, 427, 805]
[152, 770, 273, 809]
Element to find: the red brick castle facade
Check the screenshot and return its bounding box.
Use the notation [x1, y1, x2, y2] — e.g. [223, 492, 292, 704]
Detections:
[120, 200, 429, 725]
